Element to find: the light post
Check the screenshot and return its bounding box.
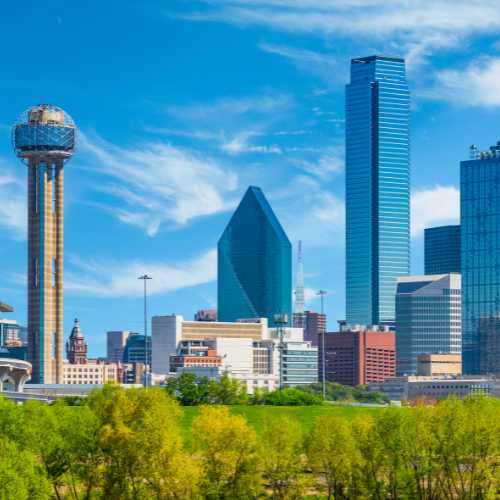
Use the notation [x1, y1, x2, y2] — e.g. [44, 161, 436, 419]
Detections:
[317, 290, 327, 400]
[273, 314, 289, 390]
[138, 274, 152, 387]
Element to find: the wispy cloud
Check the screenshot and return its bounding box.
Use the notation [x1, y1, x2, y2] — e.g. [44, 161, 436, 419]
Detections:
[259, 42, 342, 84]
[66, 249, 217, 298]
[179, 1, 500, 67]
[411, 185, 459, 238]
[221, 131, 282, 155]
[0, 162, 26, 240]
[78, 132, 238, 236]
[430, 57, 500, 107]
[291, 147, 343, 180]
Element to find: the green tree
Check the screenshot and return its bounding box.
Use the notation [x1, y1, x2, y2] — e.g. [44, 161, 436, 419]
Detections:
[261, 416, 308, 499]
[0, 437, 51, 500]
[307, 415, 359, 499]
[192, 405, 261, 499]
[88, 384, 200, 499]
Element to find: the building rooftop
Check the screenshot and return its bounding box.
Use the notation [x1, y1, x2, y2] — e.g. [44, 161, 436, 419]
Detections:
[0, 302, 13, 313]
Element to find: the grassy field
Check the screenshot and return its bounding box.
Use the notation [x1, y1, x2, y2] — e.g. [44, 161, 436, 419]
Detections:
[180, 404, 382, 442]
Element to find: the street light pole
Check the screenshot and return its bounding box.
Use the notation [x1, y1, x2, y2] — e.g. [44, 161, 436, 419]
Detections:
[317, 290, 327, 400]
[138, 274, 152, 387]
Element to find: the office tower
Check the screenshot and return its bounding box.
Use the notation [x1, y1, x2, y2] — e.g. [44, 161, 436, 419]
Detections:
[345, 56, 410, 326]
[107, 330, 134, 362]
[293, 240, 305, 327]
[194, 309, 217, 322]
[123, 334, 151, 364]
[66, 318, 88, 364]
[218, 186, 292, 326]
[425, 225, 461, 274]
[293, 310, 326, 347]
[462, 142, 500, 374]
[321, 326, 395, 386]
[395, 274, 461, 376]
[12, 105, 75, 383]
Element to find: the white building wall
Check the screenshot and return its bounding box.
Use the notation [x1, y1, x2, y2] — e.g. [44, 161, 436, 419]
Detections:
[214, 337, 254, 374]
[152, 315, 183, 374]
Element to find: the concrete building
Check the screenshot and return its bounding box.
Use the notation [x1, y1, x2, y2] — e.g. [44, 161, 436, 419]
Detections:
[293, 311, 326, 347]
[107, 330, 136, 362]
[13, 105, 76, 383]
[66, 318, 88, 364]
[369, 376, 498, 402]
[194, 309, 217, 322]
[152, 315, 317, 391]
[417, 353, 462, 377]
[425, 225, 460, 274]
[396, 274, 461, 376]
[0, 358, 32, 392]
[321, 326, 396, 386]
[63, 360, 120, 385]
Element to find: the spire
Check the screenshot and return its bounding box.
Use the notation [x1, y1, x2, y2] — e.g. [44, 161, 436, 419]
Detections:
[294, 240, 305, 314]
[70, 318, 83, 338]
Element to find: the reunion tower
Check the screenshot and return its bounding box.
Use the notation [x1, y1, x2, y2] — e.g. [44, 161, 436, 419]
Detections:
[13, 105, 75, 383]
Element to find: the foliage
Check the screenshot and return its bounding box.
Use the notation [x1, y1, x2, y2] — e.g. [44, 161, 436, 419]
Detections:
[192, 405, 261, 499]
[261, 416, 309, 499]
[1, 389, 500, 498]
[260, 387, 323, 406]
[303, 381, 390, 404]
[166, 372, 248, 405]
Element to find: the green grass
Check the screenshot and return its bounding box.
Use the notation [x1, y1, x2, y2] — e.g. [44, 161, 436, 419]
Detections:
[180, 404, 381, 443]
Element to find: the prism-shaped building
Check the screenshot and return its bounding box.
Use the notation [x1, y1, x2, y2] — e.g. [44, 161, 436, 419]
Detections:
[218, 186, 292, 326]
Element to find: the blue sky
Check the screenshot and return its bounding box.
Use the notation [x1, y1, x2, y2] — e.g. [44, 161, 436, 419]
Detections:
[1, 1, 500, 356]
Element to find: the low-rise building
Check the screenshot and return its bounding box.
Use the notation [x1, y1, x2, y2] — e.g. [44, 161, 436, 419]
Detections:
[369, 375, 499, 402]
[417, 353, 462, 376]
[320, 326, 395, 386]
[63, 360, 121, 385]
[152, 315, 317, 391]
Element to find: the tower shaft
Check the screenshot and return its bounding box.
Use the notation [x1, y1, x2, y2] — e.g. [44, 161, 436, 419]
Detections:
[27, 159, 64, 383]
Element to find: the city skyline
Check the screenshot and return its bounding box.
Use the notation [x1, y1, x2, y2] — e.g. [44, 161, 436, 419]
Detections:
[2, 2, 499, 356]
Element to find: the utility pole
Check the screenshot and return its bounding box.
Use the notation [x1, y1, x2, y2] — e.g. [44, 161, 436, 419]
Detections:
[317, 290, 328, 400]
[138, 274, 152, 387]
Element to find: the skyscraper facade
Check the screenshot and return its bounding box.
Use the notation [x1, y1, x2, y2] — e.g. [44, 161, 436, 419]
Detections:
[346, 56, 410, 326]
[12, 105, 75, 383]
[395, 274, 461, 376]
[461, 142, 500, 374]
[218, 186, 292, 326]
[425, 225, 461, 275]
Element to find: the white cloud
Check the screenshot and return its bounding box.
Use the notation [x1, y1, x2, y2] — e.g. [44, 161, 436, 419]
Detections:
[180, 1, 500, 66]
[259, 42, 342, 83]
[0, 164, 26, 240]
[275, 175, 345, 247]
[78, 132, 238, 236]
[66, 249, 216, 298]
[411, 185, 459, 238]
[291, 147, 343, 180]
[168, 93, 292, 123]
[432, 57, 500, 107]
[221, 131, 282, 155]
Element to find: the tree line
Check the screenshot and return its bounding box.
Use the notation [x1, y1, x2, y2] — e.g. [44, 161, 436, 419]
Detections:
[0, 386, 499, 499]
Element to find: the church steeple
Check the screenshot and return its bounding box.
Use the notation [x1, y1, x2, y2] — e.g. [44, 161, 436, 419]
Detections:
[66, 318, 88, 364]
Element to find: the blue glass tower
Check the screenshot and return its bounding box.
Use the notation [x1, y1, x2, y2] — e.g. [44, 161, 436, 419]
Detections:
[461, 142, 500, 374]
[218, 186, 292, 326]
[346, 56, 410, 326]
[424, 225, 461, 275]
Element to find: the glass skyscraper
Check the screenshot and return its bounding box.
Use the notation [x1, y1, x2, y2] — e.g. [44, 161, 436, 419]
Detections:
[396, 274, 461, 376]
[218, 186, 292, 326]
[425, 225, 461, 275]
[461, 142, 500, 374]
[346, 55, 410, 326]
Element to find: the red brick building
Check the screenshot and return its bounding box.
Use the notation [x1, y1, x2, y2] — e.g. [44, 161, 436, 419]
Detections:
[293, 311, 326, 347]
[320, 328, 395, 386]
